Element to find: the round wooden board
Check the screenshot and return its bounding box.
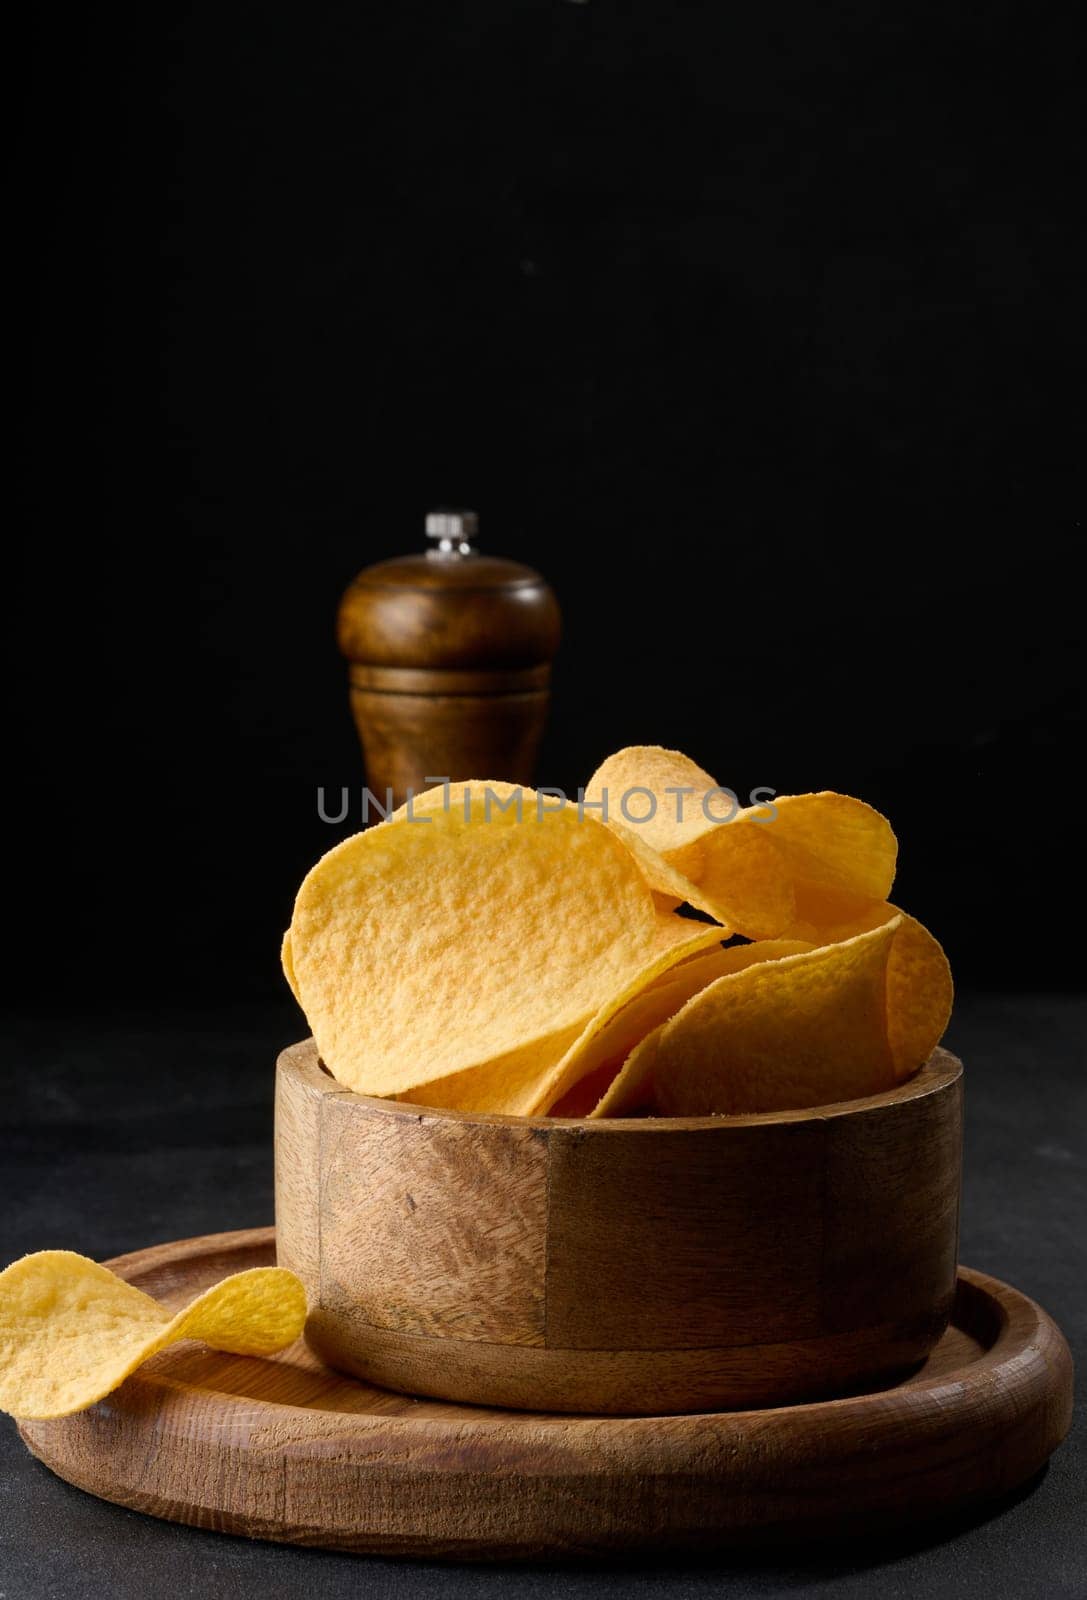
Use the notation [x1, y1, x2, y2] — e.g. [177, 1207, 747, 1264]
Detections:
[19, 1228, 1073, 1562]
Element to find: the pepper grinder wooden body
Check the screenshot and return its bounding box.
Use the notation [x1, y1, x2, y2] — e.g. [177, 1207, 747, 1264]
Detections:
[337, 512, 561, 807]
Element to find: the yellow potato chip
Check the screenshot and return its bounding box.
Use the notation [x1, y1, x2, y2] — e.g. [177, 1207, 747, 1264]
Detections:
[879, 910, 953, 1079]
[640, 921, 905, 1116]
[401, 915, 726, 1114]
[531, 939, 811, 1115]
[606, 819, 731, 929]
[287, 782, 724, 1101]
[522, 934, 735, 1116]
[0, 1253, 306, 1420]
[584, 748, 897, 941]
[395, 1020, 587, 1114]
[780, 882, 887, 941]
[609, 817, 802, 939]
[763, 792, 897, 903]
[667, 822, 796, 938]
[584, 746, 720, 859]
[783, 901, 953, 1079]
[281, 928, 300, 1002]
[587, 940, 817, 1117]
[584, 748, 791, 935]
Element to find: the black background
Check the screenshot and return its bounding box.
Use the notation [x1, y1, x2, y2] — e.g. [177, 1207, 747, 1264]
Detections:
[8, 0, 1085, 1009]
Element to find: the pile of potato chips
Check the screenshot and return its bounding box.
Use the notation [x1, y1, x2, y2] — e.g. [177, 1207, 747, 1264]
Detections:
[284, 746, 952, 1118]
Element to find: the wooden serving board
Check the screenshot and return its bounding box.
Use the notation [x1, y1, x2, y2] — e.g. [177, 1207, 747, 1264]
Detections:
[19, 1228, 1073, 1561]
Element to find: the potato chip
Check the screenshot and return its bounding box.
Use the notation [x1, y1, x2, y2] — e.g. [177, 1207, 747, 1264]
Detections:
[529, 939, 810, 1115]
[762, 792, 897, 903]
[388, 780, 496, 824]
[585, 748, 794, 936]
[782, 901, 953, 1078]
[584, 746, 720, 860]
[703, 791, 896, 939]
[584, 747, 897, 941]
[636, 921, 906, 1116]
[287, 782, 724, 1101]
[587, 940, 817, 1117]
[394, 1020, 587, 1115]
[281, 928, 300, 1002]
[400, 916, 727, 1115]
[666, 823, 796, 938]
[0, 1252, 306, 1420]
[877, 910, 953, 1080]
[606, 819, 729, 927]
[590, 908, 949, 1118]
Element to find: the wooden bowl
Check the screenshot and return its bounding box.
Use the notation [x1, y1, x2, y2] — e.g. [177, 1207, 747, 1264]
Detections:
[275, 1040, 962, 1415]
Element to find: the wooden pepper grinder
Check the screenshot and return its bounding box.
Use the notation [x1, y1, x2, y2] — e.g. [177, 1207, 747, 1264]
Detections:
[337, 511, 561, 806]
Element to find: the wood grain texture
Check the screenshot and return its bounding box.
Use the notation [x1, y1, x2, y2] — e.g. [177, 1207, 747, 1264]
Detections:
[347, 684, 552, 807]
[275, 1040, 965, 1413]
[336, 550, 560, 803]
[318, 1094, 550, 1344]
[18, 1228, 1073, 1562]
[273, 1042, 348, 1288]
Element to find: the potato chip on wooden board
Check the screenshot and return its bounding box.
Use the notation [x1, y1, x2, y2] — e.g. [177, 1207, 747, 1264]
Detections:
[0, 1252, 305, 1420]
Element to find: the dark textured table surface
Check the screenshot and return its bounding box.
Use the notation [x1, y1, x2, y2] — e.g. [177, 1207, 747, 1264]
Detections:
[1, 994, 1083, 1599]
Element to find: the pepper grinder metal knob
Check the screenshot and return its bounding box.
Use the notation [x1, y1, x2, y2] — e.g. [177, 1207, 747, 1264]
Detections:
[425, 508, 477, 556]
[337, 510, 561, 807]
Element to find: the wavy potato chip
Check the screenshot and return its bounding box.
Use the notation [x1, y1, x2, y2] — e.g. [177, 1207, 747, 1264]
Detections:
[584, 747, 897, 941]
[400, 916, 727, 1114]
[531, 939, 812, 1115]
[878, 911, 954, 1079]
[586, 940, 817, 1117]
[762, 792, 897, 904]
[585, 748, 794, 936]
[700, 790, 896, 940]
[535, 945, 747, 1116]
[0, 1253, 306, 1420]
[552, 907, 949, 1119]
[637, 921, 907, 1116]
[784, 900, 953, 1078]
[287, 782, 724, 1100]
[643, 928, 896, 1114]
[281, 928, 300, 1002]
[605, 819, 730, 927]
[666, 823, 796, 938]
[584, 746, 720, 859]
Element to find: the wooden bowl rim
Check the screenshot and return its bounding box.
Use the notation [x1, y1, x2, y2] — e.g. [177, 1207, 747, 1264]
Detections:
[279, 1038, 961, 1133]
